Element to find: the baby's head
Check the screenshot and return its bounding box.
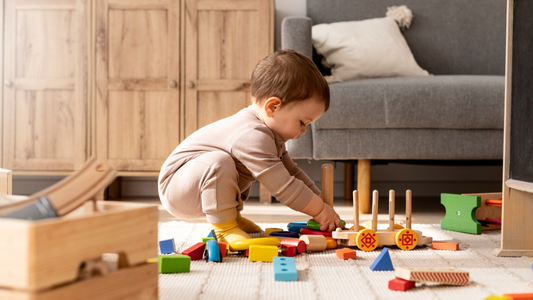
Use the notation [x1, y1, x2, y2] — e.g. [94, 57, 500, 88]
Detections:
[251, 49, 330, 110]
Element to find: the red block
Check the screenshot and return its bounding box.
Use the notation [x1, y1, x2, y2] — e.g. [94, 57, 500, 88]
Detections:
[388, 278, 416, 292]
[182, 242, 206, 261]
[281, 245, 297, 257]
[281, 239, 307, 254]
[218, 242, 228, 257]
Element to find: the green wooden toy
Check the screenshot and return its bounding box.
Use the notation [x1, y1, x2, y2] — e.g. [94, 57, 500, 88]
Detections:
[307, 219, 346, 231]
[157, 255, 191, 273]
[440, 193, 481, 235]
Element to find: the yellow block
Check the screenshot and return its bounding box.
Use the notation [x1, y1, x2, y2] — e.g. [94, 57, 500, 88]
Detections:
[229, 237, 281, 251]
[249, 245, 279, 262]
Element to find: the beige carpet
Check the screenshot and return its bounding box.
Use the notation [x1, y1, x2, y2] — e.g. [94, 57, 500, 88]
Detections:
[157, 221, 533, 300]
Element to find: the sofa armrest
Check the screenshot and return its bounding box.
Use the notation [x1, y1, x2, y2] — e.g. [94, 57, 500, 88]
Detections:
[281, 16, 313, 59]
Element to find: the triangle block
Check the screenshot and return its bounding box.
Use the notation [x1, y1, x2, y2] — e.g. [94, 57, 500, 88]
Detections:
[370, 247, 394, 271]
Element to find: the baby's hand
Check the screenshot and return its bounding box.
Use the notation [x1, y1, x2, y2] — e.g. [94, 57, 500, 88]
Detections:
[313, 204, 343, 232]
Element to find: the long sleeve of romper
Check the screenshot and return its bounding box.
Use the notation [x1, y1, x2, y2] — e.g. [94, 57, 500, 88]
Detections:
[282, 151, 321, 195]
[231, 127, 314, 212]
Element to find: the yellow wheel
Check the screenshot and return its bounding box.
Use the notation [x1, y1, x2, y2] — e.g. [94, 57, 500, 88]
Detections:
[387, 224, 404, 230]
[395, 228, 418, 250]
[349, 225, 366, 231]
[355, 229, 379, 252]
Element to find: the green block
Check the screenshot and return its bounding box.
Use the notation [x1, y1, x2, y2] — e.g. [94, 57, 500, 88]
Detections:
[157, 255, 191, 273]
[202, 237, 216, 250]
[440, 193, 481, 234]
[307, 219, 346, 231]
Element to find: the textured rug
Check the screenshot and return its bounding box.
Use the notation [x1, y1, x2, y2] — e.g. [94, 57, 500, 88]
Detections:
[157, 221, 533, 300]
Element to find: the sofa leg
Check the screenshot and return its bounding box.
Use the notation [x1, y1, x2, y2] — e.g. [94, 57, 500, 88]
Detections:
[344, 162, 354, 200]
[357, 159, 371, 214]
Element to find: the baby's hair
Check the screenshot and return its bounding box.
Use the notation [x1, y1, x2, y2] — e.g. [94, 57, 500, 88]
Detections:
[251, 49, 330, 111]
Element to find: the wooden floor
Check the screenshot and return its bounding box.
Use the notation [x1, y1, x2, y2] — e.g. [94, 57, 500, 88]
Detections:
[123, 196, 445, 225]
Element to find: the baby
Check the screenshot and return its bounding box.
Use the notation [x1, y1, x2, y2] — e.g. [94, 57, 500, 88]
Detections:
[158, 49, 342, 243]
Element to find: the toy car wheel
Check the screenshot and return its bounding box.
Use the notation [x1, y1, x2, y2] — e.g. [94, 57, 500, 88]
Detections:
[355, 228, 379, 252]
[395, 228, 418, 250]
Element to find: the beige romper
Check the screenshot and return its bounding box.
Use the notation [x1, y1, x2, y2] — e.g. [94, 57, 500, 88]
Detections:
[158, 106, 320, 224]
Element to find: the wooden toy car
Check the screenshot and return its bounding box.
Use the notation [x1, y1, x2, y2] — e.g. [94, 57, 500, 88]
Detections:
[205, 239, 223, 262]
[332, 189, 432, 251]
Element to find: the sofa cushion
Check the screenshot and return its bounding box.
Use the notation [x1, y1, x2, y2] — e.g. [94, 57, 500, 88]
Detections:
[314, 75, 504, 130]
[307, 0, 506, 76]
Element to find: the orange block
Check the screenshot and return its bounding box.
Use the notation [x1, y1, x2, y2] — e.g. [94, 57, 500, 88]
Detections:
[218, 242, 228, 257]
[431, 241, 459, 251]
[336, 248, 357, 260]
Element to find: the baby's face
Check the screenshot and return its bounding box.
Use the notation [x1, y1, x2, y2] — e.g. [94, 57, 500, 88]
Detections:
[268, 97, 325, 142]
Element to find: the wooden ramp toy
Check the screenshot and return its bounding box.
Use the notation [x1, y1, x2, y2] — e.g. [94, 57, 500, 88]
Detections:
[395, 266, 469, 286]
[0, 158, 117, 219]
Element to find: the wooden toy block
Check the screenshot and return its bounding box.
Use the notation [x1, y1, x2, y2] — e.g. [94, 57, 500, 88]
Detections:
[159, 238, 176, 254]
[431, 241, 459, 251]
[441, 193, 481, 234]
[182, 242, 206, 261]
[270, 231, 300, 238]
[307, 219, 346, 231]
[325, 237, 338, 249]
[370, 247, 394, 271]
[207, 229, 217, 240]
[502, 294, 533, 300]
[281, 245, 297, 257]
[388, 278, 416, 291]
[336, 248, 357, 260]
[157, 255, 191, 273]
[287, 222, 307, 233]
[229, 237, 281, 251]
[300, 227, 333, 237]
[273, 257, 298, 281]
[265, 228, 283, 236]
[300, 235, 327, 251]
[205, 240, 222, 262]
[0, 201, 158, 292]
[321, 163, 334, 207]
[218, 241, 228, 258]
[202, 237, 216, 250]
[281, 239, 307, 254]
[485, 296, 511, 300]
[395, 266, 469, 286]
[249, 245, 279, 262]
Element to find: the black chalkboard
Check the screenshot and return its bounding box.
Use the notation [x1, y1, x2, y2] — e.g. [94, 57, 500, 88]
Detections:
[509, 0, 533, 183]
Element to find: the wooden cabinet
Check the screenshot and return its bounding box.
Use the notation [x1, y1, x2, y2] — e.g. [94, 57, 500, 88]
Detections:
[95, 0, 181, 172]
[1, 0, 273, 174]
[2, 0, 89, 171]
[183, 0, 274, 137]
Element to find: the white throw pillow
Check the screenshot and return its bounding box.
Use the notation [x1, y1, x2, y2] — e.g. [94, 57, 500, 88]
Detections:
[312, 6, 429, 82]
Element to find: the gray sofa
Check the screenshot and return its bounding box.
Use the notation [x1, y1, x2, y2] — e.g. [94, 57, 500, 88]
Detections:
[282, 0, 506, 212]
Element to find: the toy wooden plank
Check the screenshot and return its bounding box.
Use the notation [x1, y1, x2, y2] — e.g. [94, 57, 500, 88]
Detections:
[0, 158, 117, 217]
[321, 164, 334, 207]
[440, 193, 481, 234]
[0, 263, 158, 300]
[395, 266, 469, 286]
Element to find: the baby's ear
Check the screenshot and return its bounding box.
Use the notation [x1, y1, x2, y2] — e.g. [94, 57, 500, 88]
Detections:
[264, 97, 282, 117]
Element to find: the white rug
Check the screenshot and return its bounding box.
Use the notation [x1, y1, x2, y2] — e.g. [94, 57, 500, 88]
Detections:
[157, 222, 533, 300]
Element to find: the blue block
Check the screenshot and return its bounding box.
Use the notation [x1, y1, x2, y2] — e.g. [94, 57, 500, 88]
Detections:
[159, 238, 176, 254]
[274, 257, 298, 281]
[207, 229, 218, 240]
[287, 222, 307, 233]
[270, 231, 300, 238]
[369, 247, 394, 271]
